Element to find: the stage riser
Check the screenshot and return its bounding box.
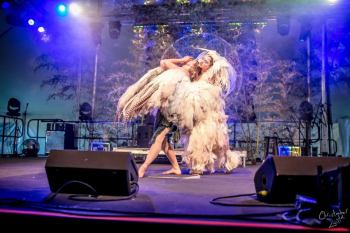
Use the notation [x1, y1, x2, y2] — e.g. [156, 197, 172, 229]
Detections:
[132, 154, 182, 164]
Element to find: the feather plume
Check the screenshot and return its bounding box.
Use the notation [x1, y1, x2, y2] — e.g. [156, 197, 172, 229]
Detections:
[196, 49, 237, 97]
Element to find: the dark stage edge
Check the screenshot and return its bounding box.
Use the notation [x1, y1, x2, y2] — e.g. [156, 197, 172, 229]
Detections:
[0, 157, 348, 232]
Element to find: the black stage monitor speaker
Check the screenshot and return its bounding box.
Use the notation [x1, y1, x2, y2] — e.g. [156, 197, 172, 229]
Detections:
[254, 156, 350, 203]
[45, 150, 138, 196]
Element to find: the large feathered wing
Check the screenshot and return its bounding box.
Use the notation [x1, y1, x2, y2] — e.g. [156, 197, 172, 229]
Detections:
[116, 68, 188, 122]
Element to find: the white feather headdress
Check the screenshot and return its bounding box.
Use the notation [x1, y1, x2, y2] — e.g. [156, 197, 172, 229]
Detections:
[195, 48, 237, 97]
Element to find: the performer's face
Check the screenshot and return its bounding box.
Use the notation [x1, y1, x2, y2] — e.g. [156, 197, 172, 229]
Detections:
[198, 55, 213, 72]
[185, 60, 201, 81]
[185, 59, 198, 68]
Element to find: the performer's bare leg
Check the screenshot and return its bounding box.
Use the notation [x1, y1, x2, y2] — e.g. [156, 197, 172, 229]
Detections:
[162, 140, 181, 175]
[138, 128, 170, 178]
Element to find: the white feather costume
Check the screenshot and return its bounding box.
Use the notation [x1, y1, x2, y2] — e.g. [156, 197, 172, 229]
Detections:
[117, 50, 240, 174]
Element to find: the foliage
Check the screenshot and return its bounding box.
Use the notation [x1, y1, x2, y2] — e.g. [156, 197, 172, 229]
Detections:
[325, 19, 350, 89]
[33, 1, 349, 151]
[34, 54, 77, 101]
[225, 27, 307, 123]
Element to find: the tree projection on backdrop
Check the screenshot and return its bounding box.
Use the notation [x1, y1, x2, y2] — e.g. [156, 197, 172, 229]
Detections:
[26, 1, 350, 158]
[33, 2, 350, 121]
[34, 52, 94, 102]
[319, 18, 350, 92]
[223, 25, 307, 160]
[32, 1, 350, 154]
[92, 24, 175, 144]
[32, 16, 97, 119]
[102, 24, 175, 121]
[32, 22, 307, 155]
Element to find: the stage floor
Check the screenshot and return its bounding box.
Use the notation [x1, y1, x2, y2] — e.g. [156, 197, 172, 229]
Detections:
[0, 157, 348, 232]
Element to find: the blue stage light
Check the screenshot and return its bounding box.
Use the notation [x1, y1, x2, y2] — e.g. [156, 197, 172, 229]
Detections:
[56, 3, 68, 16]
[1, 1, 10, 9]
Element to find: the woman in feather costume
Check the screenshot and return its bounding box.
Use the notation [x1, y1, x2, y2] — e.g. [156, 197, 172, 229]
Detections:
[116, 49, 240, 176]
[139, 56, 202, 177]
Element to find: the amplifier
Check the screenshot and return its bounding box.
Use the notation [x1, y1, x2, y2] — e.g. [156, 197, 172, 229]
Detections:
[45, 123, 77, 154]
[278, 146, 301, 156]
[90, 141, 111, 152]
[47, 122, 65, 131]
[45, 131, 65, 154]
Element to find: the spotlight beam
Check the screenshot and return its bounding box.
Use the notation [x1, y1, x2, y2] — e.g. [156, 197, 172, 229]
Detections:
[69, 3, 82, 16]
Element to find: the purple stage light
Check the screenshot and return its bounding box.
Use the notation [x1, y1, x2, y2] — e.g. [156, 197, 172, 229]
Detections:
[69, 3, 82, 16]
[38, 27, 45, 33]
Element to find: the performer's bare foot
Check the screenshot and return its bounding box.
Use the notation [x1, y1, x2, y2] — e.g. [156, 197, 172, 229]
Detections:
[162, 168, 181, 176]
[138, 164, 148, 178]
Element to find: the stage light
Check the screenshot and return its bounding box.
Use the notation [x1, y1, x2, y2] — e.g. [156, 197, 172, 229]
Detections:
[69, 3, 82, 16]
[109, 21, 121, 39]
[327, 0, 338, 3]
[299, 21, 312, 42]
[298, 101, 313, 122]
[2, 1, 10, 9]
[38, 26, 45, 33]
[27, 19, 35, 26]
[277, 15, 290, 36]
[7, 98, 21, 117]
[79, 102, 92, 121]
[56, 3, 68, 16]
[22, 139, 40, 157]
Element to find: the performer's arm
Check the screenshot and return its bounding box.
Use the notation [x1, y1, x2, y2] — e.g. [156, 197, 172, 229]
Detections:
[160, 56, 193, 70]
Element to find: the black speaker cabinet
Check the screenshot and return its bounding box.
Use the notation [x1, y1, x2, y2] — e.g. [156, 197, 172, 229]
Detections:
[64, 124, 77, 150]
[45, 150, 138, 196]
[254, 156, 350, 203]
[45, 123, 77, 154]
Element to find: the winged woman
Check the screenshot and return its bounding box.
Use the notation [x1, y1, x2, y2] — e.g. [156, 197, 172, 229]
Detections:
[116, 49, 240, 176]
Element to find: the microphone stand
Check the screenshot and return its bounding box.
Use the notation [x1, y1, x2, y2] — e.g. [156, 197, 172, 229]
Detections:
[22, 103, 29, 156]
